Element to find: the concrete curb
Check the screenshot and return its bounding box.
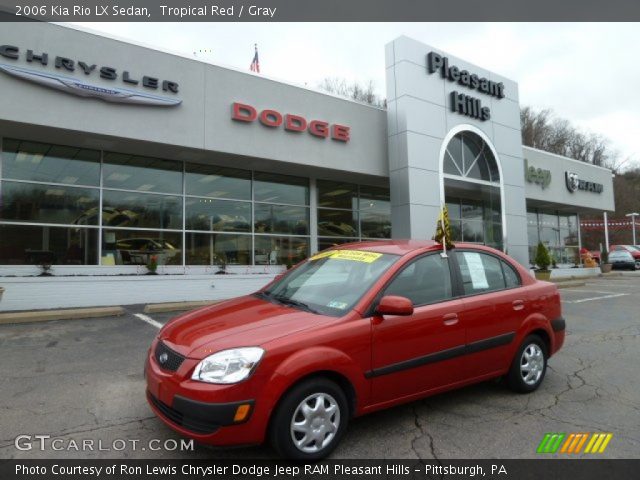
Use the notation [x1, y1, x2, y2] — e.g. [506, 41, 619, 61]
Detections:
[143, 301, 219, 314]
[0, 306, 125, 325]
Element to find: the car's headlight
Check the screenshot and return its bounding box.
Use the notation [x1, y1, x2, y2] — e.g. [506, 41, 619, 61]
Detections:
[191, 347, 264, 384]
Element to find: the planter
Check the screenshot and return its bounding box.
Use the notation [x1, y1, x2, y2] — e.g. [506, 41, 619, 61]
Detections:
[600, 263, 613, 274]
[534, 270, 552, 281]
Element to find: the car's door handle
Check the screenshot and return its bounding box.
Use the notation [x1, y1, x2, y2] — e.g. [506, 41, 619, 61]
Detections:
[442, 313, 459, 326]
[512, 300, 525, 311]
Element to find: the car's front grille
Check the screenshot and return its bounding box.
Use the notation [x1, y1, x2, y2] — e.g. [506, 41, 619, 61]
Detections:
[154, 341, 185, 372]
[147, 391, 220, 434]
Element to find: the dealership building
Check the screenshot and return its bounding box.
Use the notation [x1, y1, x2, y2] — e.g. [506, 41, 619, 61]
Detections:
[0, 23, 615, 310]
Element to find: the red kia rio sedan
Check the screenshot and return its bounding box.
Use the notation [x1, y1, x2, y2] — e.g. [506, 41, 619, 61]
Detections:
[145, 240, 565, 459]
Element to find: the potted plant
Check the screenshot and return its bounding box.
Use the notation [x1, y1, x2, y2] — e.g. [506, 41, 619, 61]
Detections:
[146, 255, 158, 275]
[600, 248, 612, 273]
[38, 260, 53, 277]
[534, 242, 552, 280]
[0, 286, 5, 302]
[215, 257, 228, 275]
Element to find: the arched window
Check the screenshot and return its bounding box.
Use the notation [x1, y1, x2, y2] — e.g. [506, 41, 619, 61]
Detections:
[443, 131, 500, 183]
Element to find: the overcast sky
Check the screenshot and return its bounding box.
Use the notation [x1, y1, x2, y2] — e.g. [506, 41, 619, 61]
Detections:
[71, 22, 639, 167]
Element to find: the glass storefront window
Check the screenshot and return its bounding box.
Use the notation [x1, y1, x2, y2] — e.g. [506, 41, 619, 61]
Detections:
[185, 164, 251, 200]
[316, 183, 391, 242]
[1, 180, 99, 225]
[463, 220, 485, 243]
[318, 209, 358, 237]
[2, 139, 101, 186]
[254, 172, 309, 205]
[317, 180, 358, 209]
[254, 204, 309, 235]
[317, 237, 360, 252]
[527, 208, 581, 266]
[1, 139, 409, 267]
[185, 197, 251, 232]
[254, 235, 309, 266]
[443, 132, 500, 182]
[446, 201, 461, 220]
[185, 233, 251, 265]
[359, 185, 391, 238]
[461, 200, 483, 222]
[101, 229, 182, 266]
[102, 190, 182, 230]
[361, 211, 391, 238]
[0, 224, 98, 265]
[103, 152, 182, 194]
[446, 196, 501, 246]
[485, 223, 503, 250]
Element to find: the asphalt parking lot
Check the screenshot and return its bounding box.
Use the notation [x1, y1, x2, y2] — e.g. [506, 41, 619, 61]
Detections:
[1, 275, 639, 460]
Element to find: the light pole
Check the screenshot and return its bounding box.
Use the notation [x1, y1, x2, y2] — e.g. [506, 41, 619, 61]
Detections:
[626, 212, 639, 245]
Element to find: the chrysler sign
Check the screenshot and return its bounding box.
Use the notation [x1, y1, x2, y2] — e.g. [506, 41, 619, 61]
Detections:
[0, 45, 181, 106]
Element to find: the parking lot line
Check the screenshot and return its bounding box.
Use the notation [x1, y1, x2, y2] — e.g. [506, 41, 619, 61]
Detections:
[585, 283, 639, 288]
[562, 293, 628, 304]
[133, 312, 163, 329]
[562, 289, 623, 295]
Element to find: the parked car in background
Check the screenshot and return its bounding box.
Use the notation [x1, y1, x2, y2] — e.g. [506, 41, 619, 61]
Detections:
[608, 250, 637, 270]
[115, 238, 180, 265]
[145, 240, 564, 459]
[610, 245, 640, 269]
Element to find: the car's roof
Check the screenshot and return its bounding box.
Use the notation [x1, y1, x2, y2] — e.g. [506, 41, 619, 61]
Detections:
[327, 240, 504, 256]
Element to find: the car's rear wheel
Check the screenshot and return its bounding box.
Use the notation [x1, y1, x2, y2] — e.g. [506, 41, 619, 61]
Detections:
[269, 378, 348, 460]
[506, 334, 547, 393]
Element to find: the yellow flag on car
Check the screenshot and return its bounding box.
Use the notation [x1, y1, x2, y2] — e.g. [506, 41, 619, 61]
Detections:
[433, 205, 454, 250]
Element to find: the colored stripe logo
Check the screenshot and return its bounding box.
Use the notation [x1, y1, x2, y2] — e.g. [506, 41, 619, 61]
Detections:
[537, 433, 613, 454]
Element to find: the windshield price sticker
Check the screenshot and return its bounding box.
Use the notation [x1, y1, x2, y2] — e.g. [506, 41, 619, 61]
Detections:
[310, 250, 383, 263]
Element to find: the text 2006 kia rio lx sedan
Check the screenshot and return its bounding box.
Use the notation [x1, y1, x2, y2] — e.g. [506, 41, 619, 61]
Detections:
[145, 240, 564, 459]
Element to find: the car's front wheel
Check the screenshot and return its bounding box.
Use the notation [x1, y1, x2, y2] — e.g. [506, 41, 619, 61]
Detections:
[269, 378, 348, 460]
[506, 335, 547, 393]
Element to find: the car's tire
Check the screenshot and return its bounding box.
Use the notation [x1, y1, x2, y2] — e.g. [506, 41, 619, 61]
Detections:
[506, 334, 548, 393]
[269, 378, 349, 460]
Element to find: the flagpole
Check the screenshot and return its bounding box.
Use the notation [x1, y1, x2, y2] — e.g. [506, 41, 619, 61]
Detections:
[441, 203, 448, 258]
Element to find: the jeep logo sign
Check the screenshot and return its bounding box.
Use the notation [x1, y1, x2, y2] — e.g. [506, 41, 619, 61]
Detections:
[524, 159, 551, 189]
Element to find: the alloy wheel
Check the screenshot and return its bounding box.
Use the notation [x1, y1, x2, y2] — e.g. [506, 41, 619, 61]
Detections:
[290, 392, 341, 453]
[520, 343, 544, 385]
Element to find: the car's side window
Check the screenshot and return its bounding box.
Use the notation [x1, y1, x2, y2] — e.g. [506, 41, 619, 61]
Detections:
[383, 255, 452, 306]
[454, 251, 508, 295]
[502, 260, 521, 288]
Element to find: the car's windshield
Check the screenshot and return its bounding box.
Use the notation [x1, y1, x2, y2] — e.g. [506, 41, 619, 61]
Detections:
[259, 249, 399, 316]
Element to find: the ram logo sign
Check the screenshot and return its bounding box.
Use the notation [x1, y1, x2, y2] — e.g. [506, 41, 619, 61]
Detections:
[0, 63, 182, 106]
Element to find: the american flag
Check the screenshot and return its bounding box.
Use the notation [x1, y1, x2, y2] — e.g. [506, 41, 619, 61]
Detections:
[250, 44, 260, 73]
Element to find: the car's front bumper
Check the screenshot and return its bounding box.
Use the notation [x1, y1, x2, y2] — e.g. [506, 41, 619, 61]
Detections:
[146, 390, 254, 435]
[145, 342, 269, 446]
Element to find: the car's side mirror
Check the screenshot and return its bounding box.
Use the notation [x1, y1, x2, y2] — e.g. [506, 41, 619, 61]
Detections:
[376, 295, 414, 316]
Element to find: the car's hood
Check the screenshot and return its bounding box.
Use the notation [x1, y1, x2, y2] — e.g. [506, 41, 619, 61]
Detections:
[158, 295, 329, 359]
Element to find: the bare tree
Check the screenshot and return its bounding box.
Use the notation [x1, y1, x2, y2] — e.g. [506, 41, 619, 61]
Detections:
[520, 106, 628, 172]
[318, 77, 386, 108]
